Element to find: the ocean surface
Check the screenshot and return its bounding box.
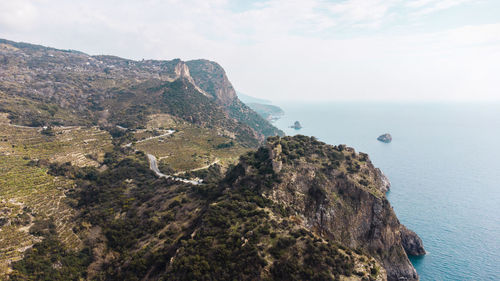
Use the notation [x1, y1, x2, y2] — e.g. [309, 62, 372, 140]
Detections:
[273, 102, 500, 281]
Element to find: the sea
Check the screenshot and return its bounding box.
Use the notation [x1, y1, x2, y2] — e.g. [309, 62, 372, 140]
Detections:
[272, 102, 500, 281]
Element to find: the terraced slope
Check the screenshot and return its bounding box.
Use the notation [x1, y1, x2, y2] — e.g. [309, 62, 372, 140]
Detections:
[0, 116, 112, 277]
[0, 155, 77, 275]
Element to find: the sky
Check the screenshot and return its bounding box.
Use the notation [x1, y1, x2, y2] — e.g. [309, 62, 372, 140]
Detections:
[1, 0, 499, 101]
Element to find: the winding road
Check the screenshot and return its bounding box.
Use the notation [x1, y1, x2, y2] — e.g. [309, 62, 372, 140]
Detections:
[147, 154, 203, 185]
[126, 129, 218, 185]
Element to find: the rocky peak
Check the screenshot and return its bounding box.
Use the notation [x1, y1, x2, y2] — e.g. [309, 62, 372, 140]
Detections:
[172, 60, 211, 98]
[184, 59, 284, 138]
[186, 59, 238, 106]
[174, 60, 191, 78]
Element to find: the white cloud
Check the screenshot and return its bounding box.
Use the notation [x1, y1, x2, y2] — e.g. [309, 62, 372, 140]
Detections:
[327, 0, 400, 25]
[0, 0, 38, 31]
[408, 0, 477, 16]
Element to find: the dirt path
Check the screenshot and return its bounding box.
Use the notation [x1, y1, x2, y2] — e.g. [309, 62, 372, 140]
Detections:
[124, 130, 175, 148]
[174, 159, 220, 176]
[125, 129, 207, 185]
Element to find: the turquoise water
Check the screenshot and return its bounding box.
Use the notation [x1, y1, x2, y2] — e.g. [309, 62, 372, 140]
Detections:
[273, 102, 500, 281]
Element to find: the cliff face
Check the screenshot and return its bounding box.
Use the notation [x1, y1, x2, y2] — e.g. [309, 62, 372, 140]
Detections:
[186, 59, 284, 138]
[186, 59, 238, 106]
[229, 136, 424, 281]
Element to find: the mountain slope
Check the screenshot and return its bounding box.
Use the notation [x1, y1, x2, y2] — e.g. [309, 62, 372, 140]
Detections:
[0, 38, 282, 146]
[7, 136, 423, 281]
[246, 102, 284, 121]
[186, 60, 284, 138]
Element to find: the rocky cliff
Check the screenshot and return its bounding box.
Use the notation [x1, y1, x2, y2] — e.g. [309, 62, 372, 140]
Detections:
[186, 59, 238, 106]
[227, 135, 424, 281]
[186, 59, 283, 138]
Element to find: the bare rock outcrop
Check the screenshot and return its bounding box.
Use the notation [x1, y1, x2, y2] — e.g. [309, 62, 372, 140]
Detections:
[186, 59, 238, 106]
[375, 168, 391, 193]
[400, 225, 426, 256]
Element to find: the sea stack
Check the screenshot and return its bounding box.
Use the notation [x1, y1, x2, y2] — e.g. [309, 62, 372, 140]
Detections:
[377, 133, 392, 143]
[290, 121, 302, 129]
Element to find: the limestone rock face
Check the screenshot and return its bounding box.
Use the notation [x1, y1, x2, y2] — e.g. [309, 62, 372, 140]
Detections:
[174, 60, 191, 78]
[256, 136, 422, 281]
[173, 61, 211, 98]
[186, 59, 284, 138]
[400, 225, 426, 256]
[186, 59, 238, 106]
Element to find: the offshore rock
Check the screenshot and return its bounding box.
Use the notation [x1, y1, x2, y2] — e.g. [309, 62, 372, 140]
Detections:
[290, 121, 302, 129]
[377, 133, 392, 143]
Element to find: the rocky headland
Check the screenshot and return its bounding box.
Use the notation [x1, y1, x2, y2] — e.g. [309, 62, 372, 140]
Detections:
[227, 135, 425, 281]
[246, 103, 284, 122]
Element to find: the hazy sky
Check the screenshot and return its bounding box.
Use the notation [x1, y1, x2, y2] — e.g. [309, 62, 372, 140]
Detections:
[1, 0, 499, 101]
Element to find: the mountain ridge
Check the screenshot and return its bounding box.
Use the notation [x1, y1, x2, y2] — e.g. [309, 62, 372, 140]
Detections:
[0, 38, 283, 146]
